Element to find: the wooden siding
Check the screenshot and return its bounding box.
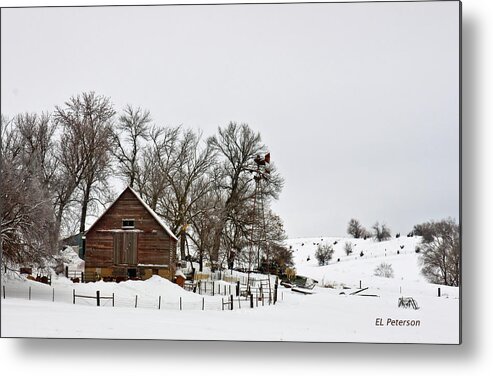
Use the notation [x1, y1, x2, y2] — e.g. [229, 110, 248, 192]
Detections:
[84, 188, 177, 281]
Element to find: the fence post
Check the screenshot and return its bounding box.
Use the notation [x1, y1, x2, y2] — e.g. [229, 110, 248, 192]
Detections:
[250, 294, 254, 308]
[222, 298, 224, 311]
[112, 293, 115, 307]
[438, 287, 441, 297]
[81, 272, 84, 283]
[73, 289, 75, 304]
[274, 278, 278, 305]
[2, 285, 5, 299]
[29, 286, 31, 300]
[238, 296, 241, 309]
[158, 296, 161, 310]
[65, 266, 69, 278]
[236, 281, 240, 297]
[202, 297, 205, 311]
[135, 295, 138, 308]
[212, 282, 215, 296]
[180, 297, 182, 311]
[52, 288, 55, 302]
[96, 290, 100, 307]
[230, 294, 234, 310]
[359, 280, 362, 289]
[224, 285, 227, 296]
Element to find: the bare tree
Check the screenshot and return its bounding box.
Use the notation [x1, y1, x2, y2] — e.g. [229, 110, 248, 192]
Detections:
[222, 217, 250, 270]
[413, 222, 436, 243]
[156, 128, 217, 260]
[347, 218, 367, 238]
[6, 112, 82, 242]
[256, 210, 288, 274]
[419, 218, 460, 286]
[13, 113, 61, 245]
[188, 191, 222, 272]
[1, 116, 56, 268]
[135, 125, 179, 211]
[112, 105, 151, 188]
[14, 112, 57, 188]
[372, 222, 392, 242]
[226, 199, 257, 271]
[54, 92, 116, 233]
[50, 119, 87, 239]
[207, 122, 283, 270]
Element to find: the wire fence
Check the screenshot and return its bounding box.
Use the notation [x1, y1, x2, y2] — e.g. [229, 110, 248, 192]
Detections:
[1, 283, 282, 312]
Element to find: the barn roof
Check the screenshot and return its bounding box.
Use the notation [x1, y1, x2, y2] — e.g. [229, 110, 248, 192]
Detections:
[85, 186, 178, 241]
[127, 186, 178, 241]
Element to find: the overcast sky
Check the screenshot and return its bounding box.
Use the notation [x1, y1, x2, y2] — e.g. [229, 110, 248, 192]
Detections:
[1, 1, 460, 238]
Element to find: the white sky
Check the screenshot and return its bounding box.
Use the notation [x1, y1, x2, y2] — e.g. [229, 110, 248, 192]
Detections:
[0, 1, 460, 238]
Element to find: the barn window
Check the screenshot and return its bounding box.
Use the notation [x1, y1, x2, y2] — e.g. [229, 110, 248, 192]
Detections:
[122, 219, 135, 228]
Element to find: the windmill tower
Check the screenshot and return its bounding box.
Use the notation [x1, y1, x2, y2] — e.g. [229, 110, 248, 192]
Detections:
[247, 152, 272, 299]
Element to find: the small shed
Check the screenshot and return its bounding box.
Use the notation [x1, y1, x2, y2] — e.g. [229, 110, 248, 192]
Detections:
[83, 187, 178, 282]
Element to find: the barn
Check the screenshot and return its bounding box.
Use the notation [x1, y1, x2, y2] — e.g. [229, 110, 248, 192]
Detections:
[83, 186, 178, 282]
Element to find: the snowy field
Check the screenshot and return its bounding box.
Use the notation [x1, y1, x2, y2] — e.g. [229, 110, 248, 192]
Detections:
[1, 236, 460, 343]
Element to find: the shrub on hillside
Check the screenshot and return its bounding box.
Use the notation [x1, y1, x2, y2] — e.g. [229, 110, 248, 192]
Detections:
[344, 241, 353, 256]
[315, 244, 334, 266]
[374, 262, 394, 278]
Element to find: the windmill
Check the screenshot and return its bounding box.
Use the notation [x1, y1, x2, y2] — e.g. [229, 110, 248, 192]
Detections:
[246, 152, 272, 300]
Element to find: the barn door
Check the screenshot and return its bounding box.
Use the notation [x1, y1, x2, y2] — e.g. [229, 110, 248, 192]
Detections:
[114, 232, 138, 265]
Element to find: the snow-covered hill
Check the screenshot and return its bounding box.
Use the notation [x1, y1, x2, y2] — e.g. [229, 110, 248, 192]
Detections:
[287, 235, 458, 299]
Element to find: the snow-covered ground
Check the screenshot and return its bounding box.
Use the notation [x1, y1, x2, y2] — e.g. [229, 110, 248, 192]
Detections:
[286, 236, 459, 299]
[1, 235, 460, 343]
[1, 286, 458, 343]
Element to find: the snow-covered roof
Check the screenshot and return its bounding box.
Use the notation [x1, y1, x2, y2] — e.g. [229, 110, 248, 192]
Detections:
[85, 186, 178, 241]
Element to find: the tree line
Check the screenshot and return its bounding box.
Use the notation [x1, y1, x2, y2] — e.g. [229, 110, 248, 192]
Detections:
[0, 91, 293, 274]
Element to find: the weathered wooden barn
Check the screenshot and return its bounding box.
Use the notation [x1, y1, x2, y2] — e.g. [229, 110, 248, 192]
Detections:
[83, 187, 178, 282]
